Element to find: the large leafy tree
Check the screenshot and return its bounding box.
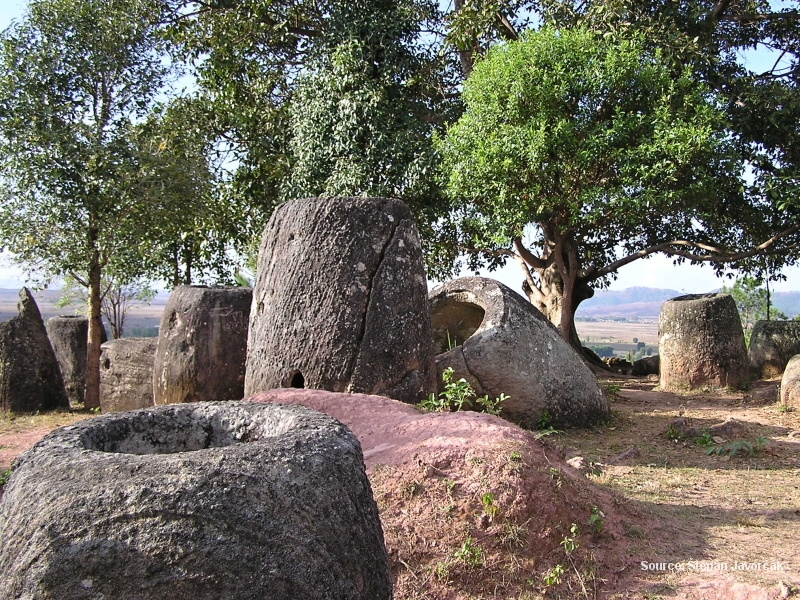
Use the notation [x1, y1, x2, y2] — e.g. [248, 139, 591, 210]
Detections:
[721, 276, 788, 343]
[282, 0, 454, 212]
[0, 0, 170, 408]
[165, 0, 458, 217]
[435, 27, 797, 348]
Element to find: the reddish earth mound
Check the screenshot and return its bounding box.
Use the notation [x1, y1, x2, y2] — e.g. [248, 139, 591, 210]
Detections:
[247, 389, 635, 598]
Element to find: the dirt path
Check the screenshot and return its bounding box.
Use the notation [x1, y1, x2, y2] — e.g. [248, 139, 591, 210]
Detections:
[555, 377, 800, 599]
[0, 381, 798, 599]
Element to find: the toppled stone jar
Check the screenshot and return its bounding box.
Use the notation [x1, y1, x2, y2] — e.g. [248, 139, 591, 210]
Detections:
[0, 402, 392, 600]
[429, 277, 609, 428]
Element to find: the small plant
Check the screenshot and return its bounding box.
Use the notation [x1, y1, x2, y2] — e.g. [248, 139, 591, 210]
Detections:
[706, 439, 754, 458]
[433, 560, 451, 581]
[602, 382, 621, 402]
[542, 563, 565, 586]
[475, 392, 508, 416]
[695, 430, 714, 447]
[536, 410, 552, 430]
[89, 407, 101, 414]
[560, 523, 579, 555]
[665, 424, 684, 441]
[777, 404, 794, 413]
[453, 536, 483, 566]
[507, 450, 523, 472]
[500, 521, 527, 549]
[481, 492, 499, 520]
[0, 469, 10, 486]
[421, 367, 508, 415]
[443, 478, 456, 497]
[547, 466, 563, 489]
[588, 506, 604, 533]
[533, 426, 562, 440]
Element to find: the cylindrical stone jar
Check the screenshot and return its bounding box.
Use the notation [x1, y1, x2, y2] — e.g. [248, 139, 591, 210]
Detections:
[659, 293, 748, 391]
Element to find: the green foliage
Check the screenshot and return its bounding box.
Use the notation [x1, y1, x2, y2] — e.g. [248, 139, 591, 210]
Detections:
[588, 506, 604, 533]
[542, 563, 566, 586]
[167, 0, 455, 226]
[433, 25, 773, 345]
[0, 0, 171, 286]
[283, 37, 440, 210]
[721, 277, 788, 343]
[421, 367, 509, 415]
[705, 438, 769, 458]
[481, 492, 499, 520]
[0, 469, 10, 486]
[535, 409, 552, 430]
[453, 536, 483, 566]
[589, 345, 615, 358]
[695, 430, 714, 448]
[560, 523, 580, 555]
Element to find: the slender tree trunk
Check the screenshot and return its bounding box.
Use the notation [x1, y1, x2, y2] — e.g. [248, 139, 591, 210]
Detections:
[85, 252, 103, 409]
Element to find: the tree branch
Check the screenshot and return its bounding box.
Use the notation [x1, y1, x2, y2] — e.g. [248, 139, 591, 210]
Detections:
[513, 237, 546, 269]
[710, 0, 734, 22]
[585, 223, 800, 282]
[495, 12, 519, 41]
[719, 11, 800, 23]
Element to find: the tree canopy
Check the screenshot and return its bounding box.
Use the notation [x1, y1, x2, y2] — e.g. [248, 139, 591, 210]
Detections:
[435, 27, 794, 346]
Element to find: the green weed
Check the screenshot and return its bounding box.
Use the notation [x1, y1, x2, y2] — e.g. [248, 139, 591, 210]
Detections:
[421, 367, 508, 415]
[453, 537, 483, 567]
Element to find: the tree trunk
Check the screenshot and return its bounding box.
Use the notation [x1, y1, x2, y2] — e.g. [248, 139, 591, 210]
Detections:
[519, 231, 593, 352]
[85, 261, 103, 409]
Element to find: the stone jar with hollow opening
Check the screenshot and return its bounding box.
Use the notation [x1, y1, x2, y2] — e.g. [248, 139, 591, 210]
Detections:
[748, 320, 800, 379]
[429, 277, 609, 428]
[0, 401, 392, 600]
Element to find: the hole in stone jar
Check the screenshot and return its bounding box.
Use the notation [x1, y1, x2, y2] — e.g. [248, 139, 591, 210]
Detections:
[84, 405, 293, 455]
[290, 372, 305, 389]
[429, 295, 486, 355]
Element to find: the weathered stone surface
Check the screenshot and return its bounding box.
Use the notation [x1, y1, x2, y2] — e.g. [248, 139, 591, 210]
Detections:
[748, 320, 800, 379]
[154, 286, 251, 405]
[659, 293, 749, 391]
[429, 277, 609, 428]
[0, 288, 69, 412]
[0, 401, 391, 600]
[100, 338, 157, 412]
[633, 355, 660, 376]
[46, 315, 90, 405]
[780, 354, 800, 409]
[245, 196, 436, 403]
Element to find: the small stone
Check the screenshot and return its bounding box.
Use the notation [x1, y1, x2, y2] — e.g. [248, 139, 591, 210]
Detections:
[566, 456, 587, 471]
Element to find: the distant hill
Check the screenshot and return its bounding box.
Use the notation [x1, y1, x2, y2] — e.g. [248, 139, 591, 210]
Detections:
[577, 286, 800, 319]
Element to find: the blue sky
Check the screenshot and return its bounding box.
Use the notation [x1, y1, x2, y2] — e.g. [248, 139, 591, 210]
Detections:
[0, 0, 798, 293]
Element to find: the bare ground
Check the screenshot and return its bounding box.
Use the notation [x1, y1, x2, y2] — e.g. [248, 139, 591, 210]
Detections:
[1, 380, 798, 599]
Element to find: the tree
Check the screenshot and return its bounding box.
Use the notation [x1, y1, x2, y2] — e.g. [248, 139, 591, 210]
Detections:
[435, 27, 798, 349]
[0, 0, 170, 407]
[281, 0, 450, 212]
[57, 275, 156, 339]
[164, 0, 458, 221]
[721, 276, 788, 343]
[131, 96, 248, 287]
